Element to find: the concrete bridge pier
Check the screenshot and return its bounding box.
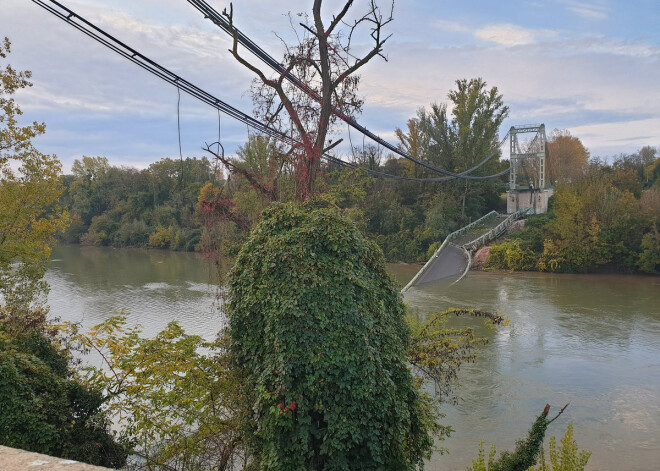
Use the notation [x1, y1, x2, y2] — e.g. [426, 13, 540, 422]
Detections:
[506, 188, 554, 214]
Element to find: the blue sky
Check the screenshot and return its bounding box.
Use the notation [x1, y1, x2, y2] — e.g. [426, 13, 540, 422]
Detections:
[2, 0, 659, 171]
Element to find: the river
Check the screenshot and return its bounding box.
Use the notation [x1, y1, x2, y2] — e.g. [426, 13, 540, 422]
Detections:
[45, 244, 660, 470]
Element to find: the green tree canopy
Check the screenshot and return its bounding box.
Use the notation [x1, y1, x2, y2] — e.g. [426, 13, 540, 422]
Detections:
[0, 37, 68, 323]
[0, 329, 127, 467]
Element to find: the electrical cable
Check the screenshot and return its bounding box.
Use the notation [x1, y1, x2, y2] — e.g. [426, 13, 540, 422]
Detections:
[31, 0, 508, 183]
[218, 110, 222, 154]
[177, 86, 185, 190]
[185, 0, 510, 181]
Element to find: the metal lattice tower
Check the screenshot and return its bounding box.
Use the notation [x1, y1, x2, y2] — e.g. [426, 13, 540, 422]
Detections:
[509, 124, 547, 190]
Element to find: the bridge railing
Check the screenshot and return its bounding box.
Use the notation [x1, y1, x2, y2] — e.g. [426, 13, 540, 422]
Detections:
[402, 209, 534, 292]
[446, 210, 499, 244]
[401, 210, 498, 292]
[462, 208, 532, 253]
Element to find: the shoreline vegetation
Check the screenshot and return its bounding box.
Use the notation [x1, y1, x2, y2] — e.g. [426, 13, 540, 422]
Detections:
[58, 148, 660, 276]
[481, 179, 660, 275]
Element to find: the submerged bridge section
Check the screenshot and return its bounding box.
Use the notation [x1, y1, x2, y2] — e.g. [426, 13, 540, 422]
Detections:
[402, 209, 531, 291]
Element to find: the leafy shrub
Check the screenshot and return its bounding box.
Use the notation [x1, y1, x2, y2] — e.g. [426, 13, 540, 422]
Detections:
[426, 240, 442, 259]
[534, 424, 591, 471]
[80, 230, 108, 246]
[424, 198, 459, 240]
[147, 204, 178, 227]
[0, 330, 127, 468]
[87, 214, 120, 245]
[148, 225, 176, 249]
[536, 240, 564, 272]
[227, 202, 433, 470]
[487, 240, 538, 271]
[61, 213, 88, 243]
[376, 228, 430, 262]
[638, 225, 660, 273]
[172, 227, 201, 252]
[512, 213, 554, 252]
[468, 442, 497, 471]
[467, 411, 588, 471]
[113, 219, 151, 247]
[77, 315, 241, 470]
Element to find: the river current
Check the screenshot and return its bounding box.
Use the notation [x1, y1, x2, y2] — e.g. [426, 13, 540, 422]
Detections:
[45, 245, 660, 470]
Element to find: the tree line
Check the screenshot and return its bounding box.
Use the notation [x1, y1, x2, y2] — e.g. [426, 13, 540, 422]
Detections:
[58, 130, 659, 276]
[57, 76, 510, 262]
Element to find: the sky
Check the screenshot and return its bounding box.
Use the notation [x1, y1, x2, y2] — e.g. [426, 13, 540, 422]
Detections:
[2, 0, 659, 171]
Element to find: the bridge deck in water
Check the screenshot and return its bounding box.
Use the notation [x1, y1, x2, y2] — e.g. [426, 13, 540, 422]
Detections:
[403, 210, 529, 291]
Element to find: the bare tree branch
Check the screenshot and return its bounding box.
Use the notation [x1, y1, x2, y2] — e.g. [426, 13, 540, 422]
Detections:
[326, 1, 355, 36]
[222, 0, 394, 199]
[547, 403, 570, 424]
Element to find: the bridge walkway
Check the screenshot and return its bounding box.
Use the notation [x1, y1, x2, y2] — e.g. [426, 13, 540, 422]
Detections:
[402, 209, 530, 291]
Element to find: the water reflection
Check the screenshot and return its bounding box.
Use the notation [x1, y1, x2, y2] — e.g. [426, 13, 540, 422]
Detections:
[400, 270, 660, 471]
[46, 245, 223, 338]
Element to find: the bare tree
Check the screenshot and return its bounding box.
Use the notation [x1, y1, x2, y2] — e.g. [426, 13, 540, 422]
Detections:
[352, 143, 384, 170]
[223, 0, 394, 200]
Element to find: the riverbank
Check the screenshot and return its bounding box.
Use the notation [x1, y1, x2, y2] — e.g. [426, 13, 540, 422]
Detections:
[470, 242, 659, 277]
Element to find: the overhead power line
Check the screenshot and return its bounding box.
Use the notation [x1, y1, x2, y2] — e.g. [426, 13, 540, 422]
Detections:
[31, 0, 509, 183]
[186, 0, 510, 181]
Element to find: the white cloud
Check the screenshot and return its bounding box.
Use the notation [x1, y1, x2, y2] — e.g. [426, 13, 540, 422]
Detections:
[475, 24, 557, 47]
[19, 86, 167, 115]
[565, 37, 660, 58]
[94, 11, 233, 62]
[358, 35, 659, 156]
[433, 20, 470, 34]
[569, 118, 660, 156]
[560, 1, 609, 20]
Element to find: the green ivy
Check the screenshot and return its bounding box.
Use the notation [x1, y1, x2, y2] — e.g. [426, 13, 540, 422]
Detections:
[468, 422, 591, 471]
[227, 202, 433, 470]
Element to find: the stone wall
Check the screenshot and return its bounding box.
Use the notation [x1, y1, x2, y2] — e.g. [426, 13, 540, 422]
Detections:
[0, 446, 111, 471]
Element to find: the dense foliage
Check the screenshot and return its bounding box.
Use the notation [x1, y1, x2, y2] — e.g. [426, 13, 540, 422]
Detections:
[0, 37, 68, 318]
[58, 140, 659, 274]
[487, 150, 660, 274]
[0, 37, 125, 467]
[74, 285, 511, 471]
[0, 328, 127, 467]
[57, 78, 513, 263]
[469, 421, 590, 471]
[60, 155, 214, 251]
[226, 202, 434, 470]
[76, 315, 242, 470]
[358, 78, 509, 261]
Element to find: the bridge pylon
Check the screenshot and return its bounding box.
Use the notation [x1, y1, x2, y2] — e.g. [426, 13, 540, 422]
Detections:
[506, 124, 553, 214]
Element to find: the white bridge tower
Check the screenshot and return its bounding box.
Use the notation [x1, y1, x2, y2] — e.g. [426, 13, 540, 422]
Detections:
[507, 124, 553, 214]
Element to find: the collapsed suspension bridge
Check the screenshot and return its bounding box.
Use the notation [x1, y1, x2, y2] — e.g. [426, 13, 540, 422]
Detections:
[32, 0, 552, 288]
